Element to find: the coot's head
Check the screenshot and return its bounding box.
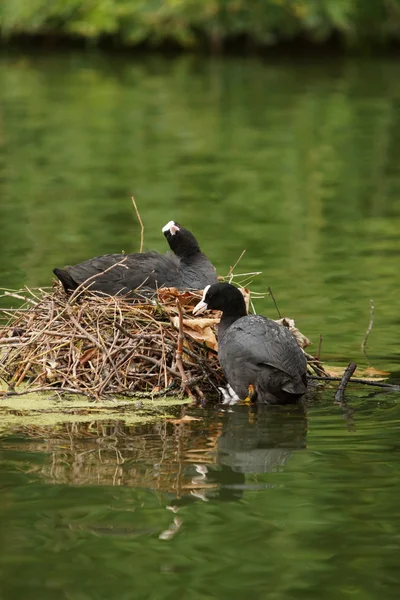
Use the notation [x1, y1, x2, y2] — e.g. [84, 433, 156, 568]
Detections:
[162, 221, 201, 258]
[193, 283, 247, 317]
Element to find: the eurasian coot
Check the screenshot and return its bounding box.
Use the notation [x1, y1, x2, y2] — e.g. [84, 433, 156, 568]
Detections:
[193, 283, 307, 404]
[53, 221, 217, 296]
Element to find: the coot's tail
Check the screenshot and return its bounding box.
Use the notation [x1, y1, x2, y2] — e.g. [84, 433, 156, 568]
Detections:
[53, 268, 78, 294]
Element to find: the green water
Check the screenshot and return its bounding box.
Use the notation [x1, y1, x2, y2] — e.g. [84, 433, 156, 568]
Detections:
[1, 51, 400, 599]
[2, 398, 400, 600]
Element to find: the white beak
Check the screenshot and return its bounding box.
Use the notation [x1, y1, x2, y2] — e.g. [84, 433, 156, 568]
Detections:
[192, 300, 208, 316]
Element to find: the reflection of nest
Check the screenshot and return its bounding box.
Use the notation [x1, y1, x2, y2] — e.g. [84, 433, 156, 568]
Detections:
[0, 287, 226, 400]
[5, 419, 222, 494]
[4, 405, 308, 496]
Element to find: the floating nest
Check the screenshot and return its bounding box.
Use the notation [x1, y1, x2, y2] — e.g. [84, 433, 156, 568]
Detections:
[0, 285, 326, 401]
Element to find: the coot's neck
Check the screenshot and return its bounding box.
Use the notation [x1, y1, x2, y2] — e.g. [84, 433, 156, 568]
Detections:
[218, 299, 247, 340]
[179, 248, 202, 264]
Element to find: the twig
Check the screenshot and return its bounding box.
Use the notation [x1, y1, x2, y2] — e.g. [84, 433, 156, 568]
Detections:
[361, 300, 375, 363]
[304, 352, 328, 376]
[2, 292, 38, 305]
[309, 374, 400, 391]
[66, 307, 103, 351]
[4, 386, 93, 397]
[131, 196, 144, 253]
[175, 299, 187, 387]
[227, 250, 246, 282]
[317, 333, 323, 361]
[0, 337, 31, 344]
[267, 287, 281, 319]
[131, 354, 181, 379]
[159, 324, 168, 390]
[114, 323, 156, 341]
[0, 307, 31, 312]
[334, 362, 357, 403]
[225, 272, 262, 279]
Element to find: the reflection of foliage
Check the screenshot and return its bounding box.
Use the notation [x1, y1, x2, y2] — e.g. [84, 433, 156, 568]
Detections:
[1, 0, 400, 48]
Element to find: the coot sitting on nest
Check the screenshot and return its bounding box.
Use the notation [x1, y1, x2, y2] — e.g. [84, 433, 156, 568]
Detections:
[193, 283, 307, 404]
[53, 220, 217, 296]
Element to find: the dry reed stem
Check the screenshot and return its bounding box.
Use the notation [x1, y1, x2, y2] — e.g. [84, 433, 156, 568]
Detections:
[131, 196, 144, 253]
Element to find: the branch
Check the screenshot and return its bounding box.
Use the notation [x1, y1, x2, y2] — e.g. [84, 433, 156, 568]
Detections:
[267, 287, 281, 319]
[175, 298, 187, 387]
[334, 362, 357, 403]
[310, 374, 400, 391]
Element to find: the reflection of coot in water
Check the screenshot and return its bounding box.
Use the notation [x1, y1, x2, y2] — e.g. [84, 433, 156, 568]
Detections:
[183, 404, 307, 504]
[217, 404, 307, 475]
[187, 404, 308, 503]
[167, 405, 307, 507]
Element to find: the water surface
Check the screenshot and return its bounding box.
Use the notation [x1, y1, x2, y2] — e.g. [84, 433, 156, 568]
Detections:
[2, 395, 400, 600]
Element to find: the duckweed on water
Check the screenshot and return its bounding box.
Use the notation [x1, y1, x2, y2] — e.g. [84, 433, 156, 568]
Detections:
[0, 387, 191, 432]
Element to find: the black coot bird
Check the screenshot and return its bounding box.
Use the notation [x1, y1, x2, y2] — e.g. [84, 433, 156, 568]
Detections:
[193, 283, 307, 404]
[53, 221, 218, 296]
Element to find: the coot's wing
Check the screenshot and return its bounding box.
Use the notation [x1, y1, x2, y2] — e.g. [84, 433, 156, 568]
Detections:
[180, 256, 218, 290]
[65, 254, 131, 294]
[67, 254, 126, 282]
[222, 315, 306, 379]
[67, 251, 181, 294]
[121, 252, 181, 290]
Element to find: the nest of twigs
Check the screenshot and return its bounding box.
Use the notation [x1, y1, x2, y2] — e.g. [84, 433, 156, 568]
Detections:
[0, 286, 227, 400]
[0, 285, 326, 401]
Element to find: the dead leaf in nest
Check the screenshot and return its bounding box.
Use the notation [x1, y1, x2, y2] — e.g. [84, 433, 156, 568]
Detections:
[157, 287, 179, 298]
[275, 317, 312, 349]
[157, 287, 200, 305]
[183, 317, 219, 332]
[79, 347, 98, 365]
[168, 415, 201, 424]
[171, 317, 219, 351]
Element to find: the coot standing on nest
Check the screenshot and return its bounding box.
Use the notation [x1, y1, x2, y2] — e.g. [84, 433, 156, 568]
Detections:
[193, 283, 307, 405]
[53, 221, 217, 296]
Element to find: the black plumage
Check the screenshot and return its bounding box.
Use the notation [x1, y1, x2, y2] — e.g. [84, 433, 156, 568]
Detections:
[193, 283, 307, 404]
[53, 221, 217, 296]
